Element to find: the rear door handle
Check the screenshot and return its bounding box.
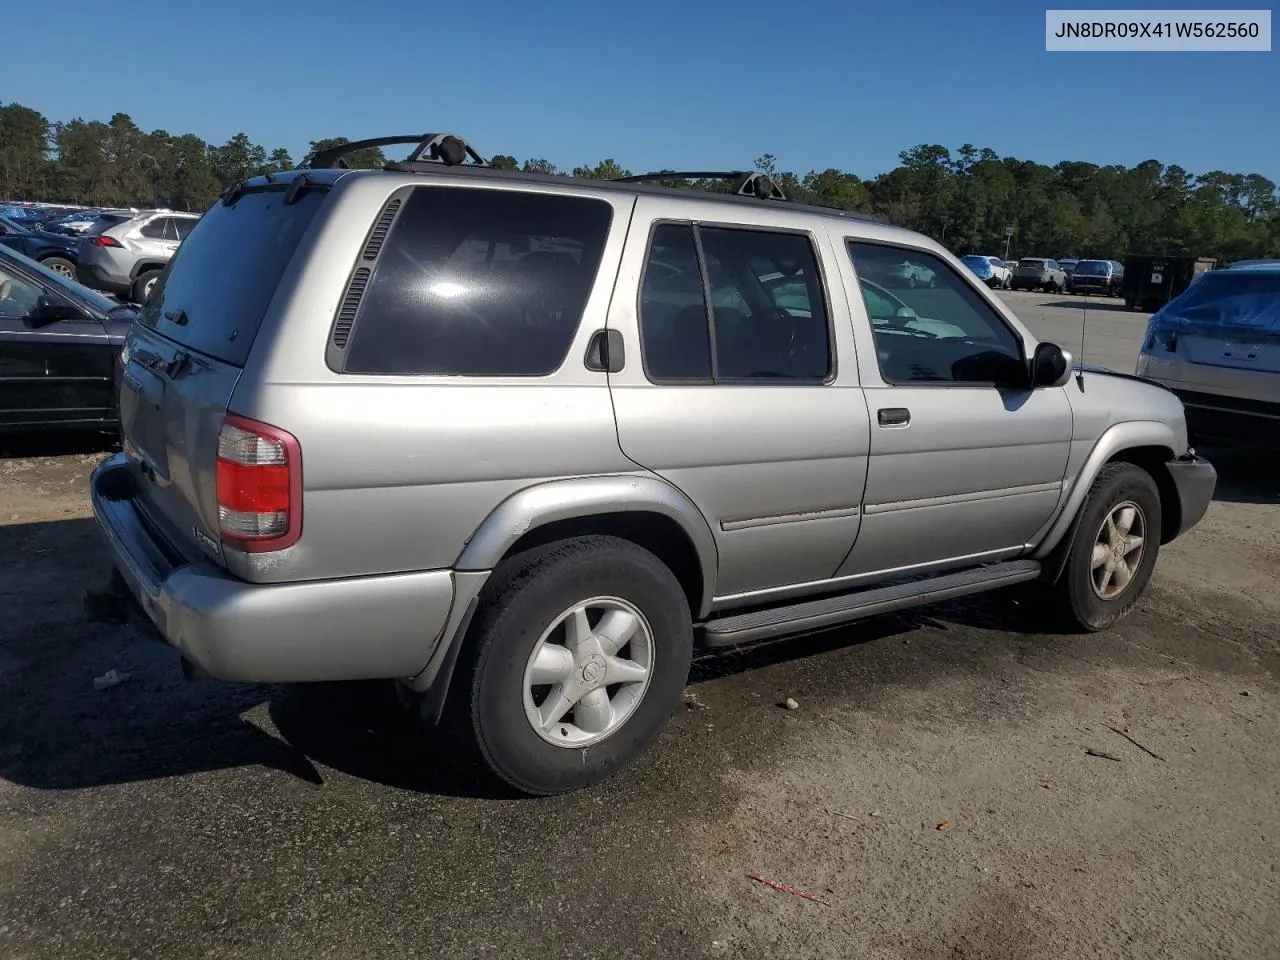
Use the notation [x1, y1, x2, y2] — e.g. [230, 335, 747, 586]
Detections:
[877, 407, 910, 427]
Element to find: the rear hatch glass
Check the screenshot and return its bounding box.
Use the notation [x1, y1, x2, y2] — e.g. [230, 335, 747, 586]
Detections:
[119, 184, 326, 564]
[139, 187, 325, 366]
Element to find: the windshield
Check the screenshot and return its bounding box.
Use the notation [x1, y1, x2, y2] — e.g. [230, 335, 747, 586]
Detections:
[961, 255, 987, 266]
[138, 185, 325, 366]
[1075, 260, 1111, 275]
[1018, 259, 1046, 267]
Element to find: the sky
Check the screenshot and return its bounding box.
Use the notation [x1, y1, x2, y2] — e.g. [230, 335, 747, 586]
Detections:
[2, 0, 1276, 182]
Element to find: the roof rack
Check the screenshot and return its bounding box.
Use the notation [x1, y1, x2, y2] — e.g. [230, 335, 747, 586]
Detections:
[300, 134, 487, 170]
[613, 170, 788, 201]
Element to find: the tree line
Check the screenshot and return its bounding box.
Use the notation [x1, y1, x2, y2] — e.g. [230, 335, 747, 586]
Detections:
[2, 101, 1276, 262]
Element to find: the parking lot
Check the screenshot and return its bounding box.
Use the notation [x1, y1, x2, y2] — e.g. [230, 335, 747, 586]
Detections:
[1, 289, 1276, 960]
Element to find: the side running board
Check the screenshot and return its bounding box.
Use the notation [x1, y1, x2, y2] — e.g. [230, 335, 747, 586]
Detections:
[699, 560, 1042, 647]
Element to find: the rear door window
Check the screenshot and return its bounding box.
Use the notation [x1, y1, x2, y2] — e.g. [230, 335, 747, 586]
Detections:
[137, 186, 326, 366]
[341, 186, 613, 377]
[139, 217, 173, 240]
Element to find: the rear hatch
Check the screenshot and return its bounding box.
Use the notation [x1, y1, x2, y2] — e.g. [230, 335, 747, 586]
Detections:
[117, 182, 327, 565]
[1143, 269, 1280, 398]
[1015, 260, 1046, 276]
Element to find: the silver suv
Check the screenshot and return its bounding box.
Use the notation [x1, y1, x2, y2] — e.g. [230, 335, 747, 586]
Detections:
[91, 135, 1216, 795]
[1011, 257, 1068, 293]
[77, 210, 201, 303]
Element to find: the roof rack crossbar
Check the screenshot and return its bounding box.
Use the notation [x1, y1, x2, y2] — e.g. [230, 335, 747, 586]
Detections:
[300, 134, 487, 170]
[613, 170, 787, 201]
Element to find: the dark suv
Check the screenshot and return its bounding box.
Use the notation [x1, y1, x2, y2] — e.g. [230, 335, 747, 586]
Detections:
[1069, 259, 1123, 296]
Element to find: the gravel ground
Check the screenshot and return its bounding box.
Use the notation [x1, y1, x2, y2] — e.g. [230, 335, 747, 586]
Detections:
[1, 291, 1277, 960]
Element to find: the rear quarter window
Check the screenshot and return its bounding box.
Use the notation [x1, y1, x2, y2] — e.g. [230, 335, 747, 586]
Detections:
[339, 186, 613, 377]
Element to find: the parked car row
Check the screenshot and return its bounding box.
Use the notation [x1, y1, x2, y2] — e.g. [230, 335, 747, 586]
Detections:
[0, 199, 201, 304]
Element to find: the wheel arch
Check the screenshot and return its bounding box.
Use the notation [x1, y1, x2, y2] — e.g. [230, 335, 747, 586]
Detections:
[454, 474, 719, 620]
[404, 476, 718, 723]
[37, 249, 77, 266]
[129, 259, 168, 281]
[1033, 421, 1183, 583]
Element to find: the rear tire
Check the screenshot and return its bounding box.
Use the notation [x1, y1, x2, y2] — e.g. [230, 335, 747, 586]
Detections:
[132, 270, 161, 304]
[453, 536, 693, 795]
[40, 256, 76, 279]
[1045, 463, 1162, 632]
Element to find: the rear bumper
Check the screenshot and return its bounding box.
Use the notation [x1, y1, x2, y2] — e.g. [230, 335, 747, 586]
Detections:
[1170, 389, 1280, 448]
[77, 260, 133, 297]
[1070, 279, 1114, 293]
[90, 452, 459, 682]
[1165, 454, 1216, 539]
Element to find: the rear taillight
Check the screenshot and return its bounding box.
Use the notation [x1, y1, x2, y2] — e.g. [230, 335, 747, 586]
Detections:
[215, 414, 302, 552]
[90, 236, 123, 248]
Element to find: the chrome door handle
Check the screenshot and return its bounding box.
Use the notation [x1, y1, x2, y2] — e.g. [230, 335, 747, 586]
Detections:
[877, 407, 910, 427]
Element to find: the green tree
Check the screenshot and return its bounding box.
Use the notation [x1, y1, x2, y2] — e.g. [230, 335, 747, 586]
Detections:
[209, 133, 268, 187]
[571, 158, 630, 180]
[521, 158, 559, 174]
[0, 103, 51, 200]
[305, 137, 386, 170]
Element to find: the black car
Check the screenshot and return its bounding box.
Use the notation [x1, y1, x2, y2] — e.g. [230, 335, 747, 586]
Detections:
[1068, 259, 1124, 296]
[0, 214, 81, 279]
[0, 244, 135, 432]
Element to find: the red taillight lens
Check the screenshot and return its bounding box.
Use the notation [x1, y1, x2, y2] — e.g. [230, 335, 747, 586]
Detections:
[215, 415, 301, 551]
[90, 236, 123, 248]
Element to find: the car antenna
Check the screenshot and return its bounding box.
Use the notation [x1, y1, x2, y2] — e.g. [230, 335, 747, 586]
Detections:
[1076, 302, 1088, 390]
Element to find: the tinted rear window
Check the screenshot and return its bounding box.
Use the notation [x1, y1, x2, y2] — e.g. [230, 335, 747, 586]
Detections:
[137, 188, 324, 366]
[342, 186, 613, 376]
[86, 217, 130, 236]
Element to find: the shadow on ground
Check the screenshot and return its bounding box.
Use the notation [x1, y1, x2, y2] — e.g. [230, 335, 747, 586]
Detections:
[1200, 444, 1279, 505]
[0, 429, 119, 461]
[1041, 297, 1135, 314]
[0, 514, 917, 800]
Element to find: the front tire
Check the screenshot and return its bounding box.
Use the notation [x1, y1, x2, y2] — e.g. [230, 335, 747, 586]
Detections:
[1047, 463, 1162, 632]
[454, 536, 693, 795]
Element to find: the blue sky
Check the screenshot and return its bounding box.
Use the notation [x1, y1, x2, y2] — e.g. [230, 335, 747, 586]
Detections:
[2, 0, 1275, 181]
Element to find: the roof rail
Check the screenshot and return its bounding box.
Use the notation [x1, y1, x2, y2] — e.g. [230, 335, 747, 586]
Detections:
[300, 134, 487, 171]
[613, 170, 788, 201]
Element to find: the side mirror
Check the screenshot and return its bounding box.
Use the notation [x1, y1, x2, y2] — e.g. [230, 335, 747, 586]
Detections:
[894, 306, 918, 320]
[1030, 341, 1073, 388]
[24, 294, 82, 329]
